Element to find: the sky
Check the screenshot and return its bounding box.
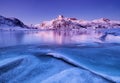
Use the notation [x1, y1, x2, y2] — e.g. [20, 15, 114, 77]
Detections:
[0, 0, 120, 25]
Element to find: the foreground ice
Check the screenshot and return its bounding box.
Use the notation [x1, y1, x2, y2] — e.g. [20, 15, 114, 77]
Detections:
[0, 30, 120, 83]
[41, 68, 110, 83]
[0, 44, 119, 83]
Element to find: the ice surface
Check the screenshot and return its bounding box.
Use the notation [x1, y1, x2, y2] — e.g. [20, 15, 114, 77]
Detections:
[41, 68, 110, 83]
[0, 30, 120, 83]
[0, 30, 120, 48]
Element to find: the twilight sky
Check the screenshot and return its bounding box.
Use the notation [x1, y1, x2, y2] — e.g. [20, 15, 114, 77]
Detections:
[0, 0, 120, 25]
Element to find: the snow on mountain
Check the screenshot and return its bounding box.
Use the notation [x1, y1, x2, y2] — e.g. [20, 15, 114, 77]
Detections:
[35, 15, 120, 30]
[0, 15, 30, 30]
[35, 15, 88, 30]
[1, 15, 120, 31]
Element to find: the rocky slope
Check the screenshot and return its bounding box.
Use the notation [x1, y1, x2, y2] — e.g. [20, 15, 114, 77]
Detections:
[0, 15, 29, 30]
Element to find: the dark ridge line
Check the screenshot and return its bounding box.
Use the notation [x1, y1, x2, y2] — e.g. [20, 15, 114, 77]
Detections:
[46, 54, 79, 68]
[0, 58, 24, 75]
[45, 53, 116, 83]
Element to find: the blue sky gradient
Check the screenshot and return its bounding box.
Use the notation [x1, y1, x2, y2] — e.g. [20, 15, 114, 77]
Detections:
[0, 0, 120, 24]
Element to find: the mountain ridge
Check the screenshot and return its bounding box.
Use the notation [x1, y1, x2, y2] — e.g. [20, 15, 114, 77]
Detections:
[35, 15, 120, 30]
[0, 15, 120, 30]
[0, 15, 29, 30]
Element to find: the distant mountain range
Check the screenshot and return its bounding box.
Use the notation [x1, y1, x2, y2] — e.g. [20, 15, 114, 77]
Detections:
[35, 15, 120, 30]
[0, 15, 120, 30]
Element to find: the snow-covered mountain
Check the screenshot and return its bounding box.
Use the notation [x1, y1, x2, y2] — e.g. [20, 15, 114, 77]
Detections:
[1, 15, 120, 31]
[35, 15, 120, 30]
[0, 15, 29, 30]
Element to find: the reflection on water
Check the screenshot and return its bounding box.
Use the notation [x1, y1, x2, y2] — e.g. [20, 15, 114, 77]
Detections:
[0, 30, 120, 47]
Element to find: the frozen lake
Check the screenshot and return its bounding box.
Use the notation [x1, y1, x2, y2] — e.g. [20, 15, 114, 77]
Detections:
[0, 30, 103, 47]
[0, 30, 120, 83]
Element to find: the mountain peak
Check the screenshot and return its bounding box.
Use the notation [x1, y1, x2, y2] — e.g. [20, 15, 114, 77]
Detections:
[92, 18, 110, 23]
[57, 15, 64, 20]
[100, 18, 110, 22]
